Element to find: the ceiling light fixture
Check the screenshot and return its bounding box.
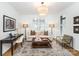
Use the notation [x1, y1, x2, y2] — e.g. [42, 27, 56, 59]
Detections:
[37, 2, 48, 16]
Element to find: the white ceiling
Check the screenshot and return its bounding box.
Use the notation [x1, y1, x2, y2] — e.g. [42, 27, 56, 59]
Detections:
[9, 2, 74, 15]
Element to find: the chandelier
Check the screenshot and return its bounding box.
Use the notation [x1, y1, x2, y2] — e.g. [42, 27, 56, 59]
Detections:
[37, 2, 48, 16]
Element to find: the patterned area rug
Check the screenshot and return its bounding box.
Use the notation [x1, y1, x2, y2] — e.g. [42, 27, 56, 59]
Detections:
[14, 40, 73, 56]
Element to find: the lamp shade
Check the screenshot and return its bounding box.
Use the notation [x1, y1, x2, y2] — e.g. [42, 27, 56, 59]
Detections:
[23, 24, 28, 28]
[49, 24, 55, 28]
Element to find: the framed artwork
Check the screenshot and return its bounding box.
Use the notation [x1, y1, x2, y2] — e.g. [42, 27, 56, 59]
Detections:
[3, 15, 16, 32]
[74, 16, 79, 24]
[73, 26, 79, 34]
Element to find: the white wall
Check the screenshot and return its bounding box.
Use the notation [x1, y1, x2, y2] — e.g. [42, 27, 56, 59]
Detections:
[0, 2, 21, 54]
[0, 2, 20, 40]
[58, 2, 79, 51]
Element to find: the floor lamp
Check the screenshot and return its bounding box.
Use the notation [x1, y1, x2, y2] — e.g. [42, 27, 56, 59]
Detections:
[49, 24, 55, 37]
[23, 24, 28, 40]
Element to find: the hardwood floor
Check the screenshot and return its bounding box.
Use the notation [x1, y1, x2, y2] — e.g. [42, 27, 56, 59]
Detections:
[3, 43, 20, 56]
[55, 38, 79, 56]
[65, 47, 79, 56]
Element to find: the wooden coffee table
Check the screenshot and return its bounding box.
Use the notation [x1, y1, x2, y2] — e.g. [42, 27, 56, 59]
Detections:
[32, 38, 52, 48]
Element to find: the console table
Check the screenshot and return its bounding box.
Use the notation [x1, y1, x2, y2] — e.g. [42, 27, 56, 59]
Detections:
[0, 34, 23, 56]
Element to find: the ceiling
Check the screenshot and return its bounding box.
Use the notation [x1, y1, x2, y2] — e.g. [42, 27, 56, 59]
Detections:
[9, 2, 74, 15]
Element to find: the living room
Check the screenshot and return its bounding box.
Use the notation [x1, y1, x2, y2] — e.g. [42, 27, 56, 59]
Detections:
[0, 1, 79, 57]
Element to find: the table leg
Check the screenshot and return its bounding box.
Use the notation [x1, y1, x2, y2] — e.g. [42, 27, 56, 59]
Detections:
[11, 42, 13, 56]
[0, 41, 2, 56]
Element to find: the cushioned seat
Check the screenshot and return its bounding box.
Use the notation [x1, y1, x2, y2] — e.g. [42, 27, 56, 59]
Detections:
[62, 34, 73, 47]
[15, 35, 24, 47]
[56, 34, 73, 47]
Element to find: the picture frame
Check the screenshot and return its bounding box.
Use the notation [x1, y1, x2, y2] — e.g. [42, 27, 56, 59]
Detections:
[74, 16, 79, 24]
[73, 26, 79, 34]
[3, 15, 16, 32]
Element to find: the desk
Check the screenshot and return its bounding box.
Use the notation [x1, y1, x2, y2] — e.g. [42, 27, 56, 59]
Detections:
[0, 34, 23, 56]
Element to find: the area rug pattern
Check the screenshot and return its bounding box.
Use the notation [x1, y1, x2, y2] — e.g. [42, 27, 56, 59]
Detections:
[14, 40, 73, 56]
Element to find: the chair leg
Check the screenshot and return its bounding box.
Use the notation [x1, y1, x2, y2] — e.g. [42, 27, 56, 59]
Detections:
[62, 43, 65, 49]
[21, 43, 23, 47]
[15, 43, 17, 49]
